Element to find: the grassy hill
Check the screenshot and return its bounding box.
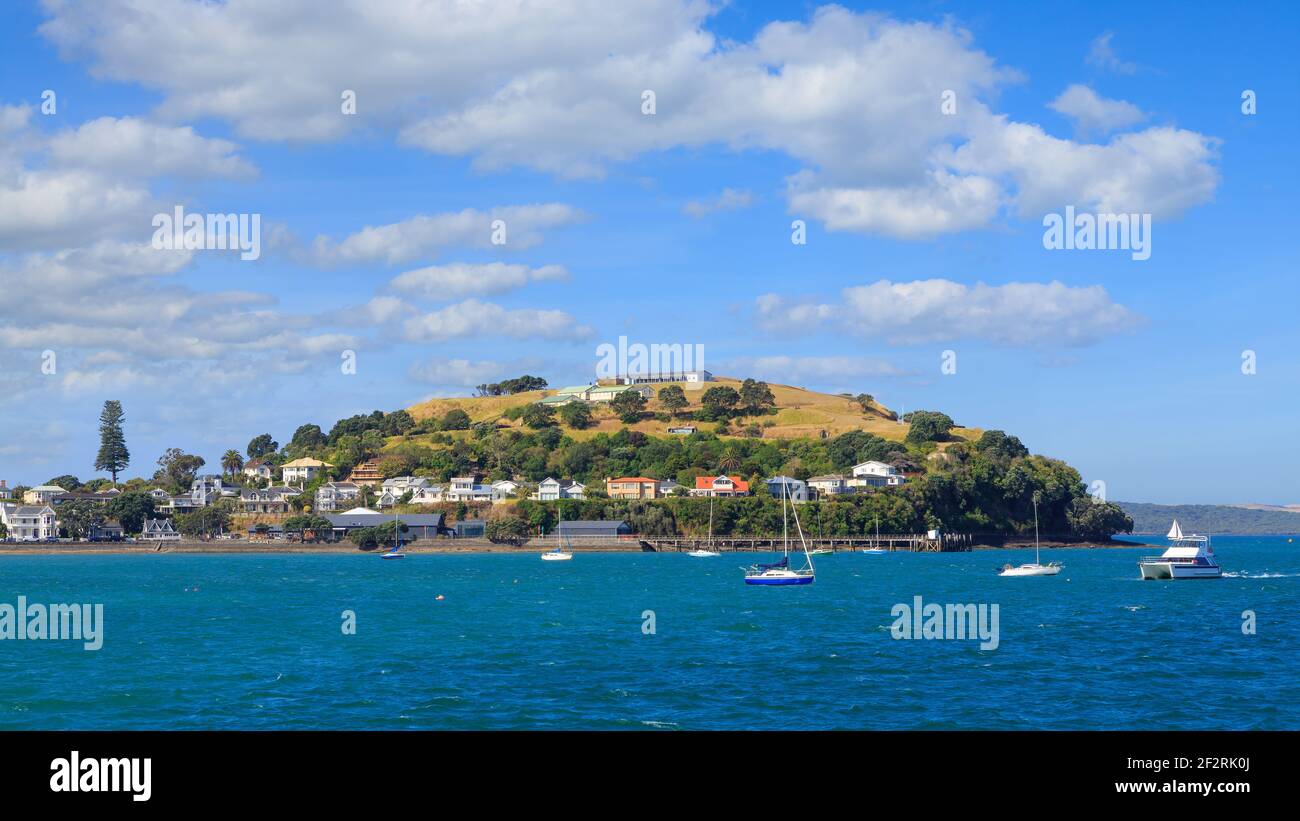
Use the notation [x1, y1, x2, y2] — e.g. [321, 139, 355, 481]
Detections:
[407, 376, 982, 444]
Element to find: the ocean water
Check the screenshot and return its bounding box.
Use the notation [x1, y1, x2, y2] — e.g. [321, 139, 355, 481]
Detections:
[1, 535, 1297, 730]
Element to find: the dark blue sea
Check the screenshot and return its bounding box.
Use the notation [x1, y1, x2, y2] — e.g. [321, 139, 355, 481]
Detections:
[2, 535, 1296, 729]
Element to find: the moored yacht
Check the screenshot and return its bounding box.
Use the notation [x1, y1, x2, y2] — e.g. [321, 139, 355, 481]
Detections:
[1138, 520, 1220, 580]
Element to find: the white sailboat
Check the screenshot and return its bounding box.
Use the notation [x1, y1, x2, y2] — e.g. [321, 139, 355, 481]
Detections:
[1138, 520, 1220, 579]
[380, 508, 405, 559]
[862, 514, 887, 554]
[687, 498, 720, 557]
[541, 505, 573, 561]
[998, 493, 1062, 576]
[743, 481, 815, 585]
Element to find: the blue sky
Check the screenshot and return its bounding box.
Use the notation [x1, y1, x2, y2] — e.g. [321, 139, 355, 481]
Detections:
[0, 0, 1296, 504]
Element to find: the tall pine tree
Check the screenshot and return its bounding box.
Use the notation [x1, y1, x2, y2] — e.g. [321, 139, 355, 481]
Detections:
[95, 400, 130, 486]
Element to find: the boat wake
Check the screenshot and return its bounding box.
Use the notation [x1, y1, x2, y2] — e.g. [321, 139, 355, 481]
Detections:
[1223, 571, 1298, 579]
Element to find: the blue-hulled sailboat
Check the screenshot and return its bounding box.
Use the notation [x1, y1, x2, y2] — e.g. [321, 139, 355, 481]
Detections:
[743, 480, 814, 585]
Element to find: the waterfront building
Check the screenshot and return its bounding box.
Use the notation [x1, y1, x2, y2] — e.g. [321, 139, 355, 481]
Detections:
[605, 477, 659, 499]
[281, 457, 333, 484]
[0, 503, 57, 540]
[691, 475, 750, 497]
[765, 476, 810, 503]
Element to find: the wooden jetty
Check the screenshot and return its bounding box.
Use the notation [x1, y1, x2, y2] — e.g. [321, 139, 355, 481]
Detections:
[637, 533, 973, 553]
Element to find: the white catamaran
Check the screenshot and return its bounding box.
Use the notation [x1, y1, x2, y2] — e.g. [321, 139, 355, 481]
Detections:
[998, 492, 1062, 577]
[1138, 520, 1220, 580]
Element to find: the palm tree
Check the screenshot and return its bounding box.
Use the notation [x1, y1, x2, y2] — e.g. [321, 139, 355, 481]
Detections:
[221, 449, 244, 479]
[719, 452, 742, 474]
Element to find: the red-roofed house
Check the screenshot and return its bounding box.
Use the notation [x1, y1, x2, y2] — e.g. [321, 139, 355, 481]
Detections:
[605, 477, 660, 500]
[691, 475, 750, 497]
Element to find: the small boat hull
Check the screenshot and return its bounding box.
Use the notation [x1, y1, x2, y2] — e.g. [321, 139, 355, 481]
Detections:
[861, 548, 887, 555]
[540, 551, 573, 561]
[687, 550, 719, 557]
[381, 552, 404, 560]
[744, 571, 815, 586]
[998, 563, 1061, 577]
[1139, 561, 1220, 580]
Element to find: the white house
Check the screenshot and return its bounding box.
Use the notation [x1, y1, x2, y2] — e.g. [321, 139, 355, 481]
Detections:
[587, 384, 653, 403]
[243, 460, 273, 482]
[382, 476, 430, 493]
[191, 474, 226, 506]
[657, 478, 681, 496]
[282, 458, 333, 485]
[0, 480, 11, 499]
[620, 370, 713, 385]
[140, 518, 181, 542]
[532, 477, 586, 501]
[316, 481, 361, 513]
[807, 474, 852, 496]
[850, 460, 904, 488]
[765, 476, 810, 503]
[23, 485, 66, 505]
[0, 503, 57, 540]
[444, 476, 511, 503]
[492, 479, 521, 498]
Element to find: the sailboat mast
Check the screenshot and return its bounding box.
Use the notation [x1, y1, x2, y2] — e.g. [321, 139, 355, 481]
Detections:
[1033, 496, 1040, 564]
[782, 480, 789, 558]
[707, 497, 713, 546]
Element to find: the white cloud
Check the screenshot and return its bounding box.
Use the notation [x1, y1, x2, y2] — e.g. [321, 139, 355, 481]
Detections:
[35, 3, 1220, 238]
[0, 112, 255, 250]
[47, 117, 255, 179]
[306, 205, 584, 266]
[390, 262, 568, 299]
[757, 279, 1143, 346]
[788, 170, 1001, 237]
[726, 355, 909, 383]
[683, 188, 754, 218]
[1048, 85, 1145, 135]
[401, 299, 593, 342]
[409, 358, 511, 386]
[1086, 32, 1137, 75]
[946, 115, 1219, 219]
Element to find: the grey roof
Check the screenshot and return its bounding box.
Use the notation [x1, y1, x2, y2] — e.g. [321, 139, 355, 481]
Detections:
[557, 520, 631, 534]
[325, 512, 445, 528]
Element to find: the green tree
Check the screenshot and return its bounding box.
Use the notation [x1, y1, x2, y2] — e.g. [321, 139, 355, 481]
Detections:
[658, 385, 689, 417]
[94, 400, 130, 485]
[347, 527, 379, 549]
[610, 390, 648, 424]
[441, 409, 472, 430]
[559, 402, 593, 429]
[155, 448, 206, 492]
[57, 500, 105, 540]
[283, 514, 333, 542]
[904, 410, 955, 445]
[221, 449, 244, 478]
[105, 491, 156, 534]
[1068, 497, 1134, 540]
[522, 403, 557, 429]
[174, 506, 232, 538]
[485, 514, 528, 542]
[246, 433, 278, 459]
[288, 424, 326, 453]
[700, 386, 740, 419]
[739, 379, 776, 414]
[45, 475, 81, 491]
[974, 429, 1029, 460]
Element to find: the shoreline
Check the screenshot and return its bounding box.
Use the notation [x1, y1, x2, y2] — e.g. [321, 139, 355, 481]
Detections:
[0, 537, 1157, 556]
